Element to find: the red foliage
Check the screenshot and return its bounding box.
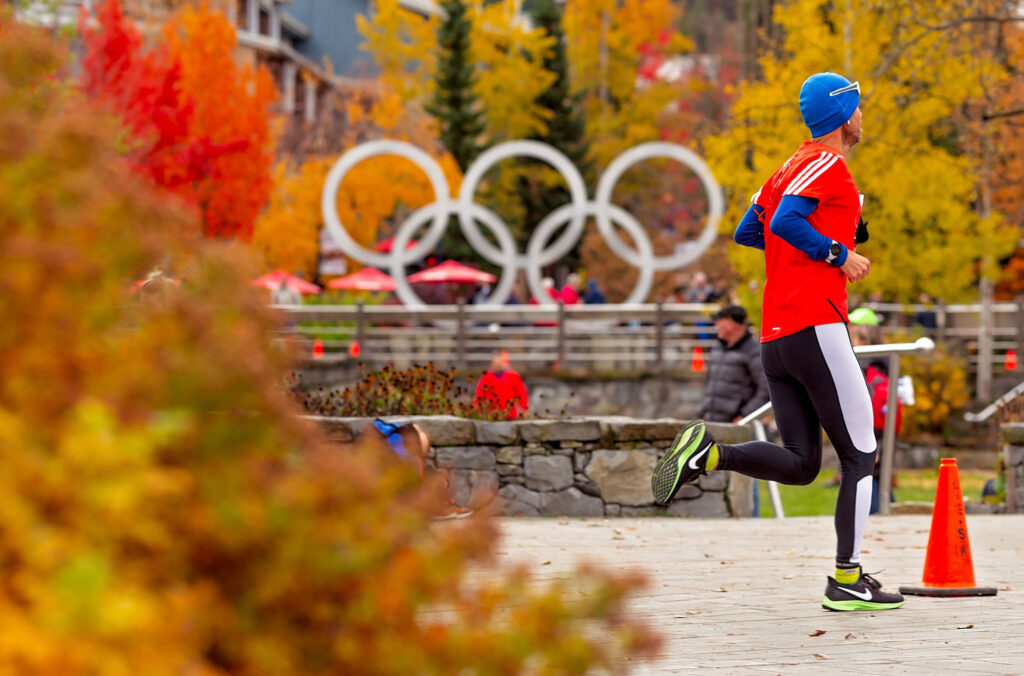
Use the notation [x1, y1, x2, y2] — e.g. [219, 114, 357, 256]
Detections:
[79, 0, 272, 239]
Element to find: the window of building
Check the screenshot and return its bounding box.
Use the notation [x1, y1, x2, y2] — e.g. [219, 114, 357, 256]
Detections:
[259, 7, 271, 36]
[237, 0, 252, 31]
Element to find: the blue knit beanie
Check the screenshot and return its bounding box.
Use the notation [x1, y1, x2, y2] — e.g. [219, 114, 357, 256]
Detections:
[799, 72, 860, 137]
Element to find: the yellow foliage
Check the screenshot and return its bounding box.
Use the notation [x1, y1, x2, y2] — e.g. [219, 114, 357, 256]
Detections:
[703, 0, 1017, 305]
[1, 20, 659, 673]
[252, 161, 323, 278]
[889, 332, 970, 439]
[563, 0, 693, 168]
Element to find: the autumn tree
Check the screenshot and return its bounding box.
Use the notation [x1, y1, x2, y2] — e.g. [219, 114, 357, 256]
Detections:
[80, 0, 275, 240]
[702, 0, 1019, 307]
[425, 0, 485, 173]
[513, 0, 590, 258]
[1, 19, 660, 672]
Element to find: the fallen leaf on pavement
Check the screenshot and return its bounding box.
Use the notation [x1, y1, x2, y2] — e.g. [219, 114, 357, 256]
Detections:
[541, 561, 551, 565]
[957, 624, 974, 630]
[844, 633, 856, 640]
[809, 630, 826, 637]
[813, 653, 830, 660]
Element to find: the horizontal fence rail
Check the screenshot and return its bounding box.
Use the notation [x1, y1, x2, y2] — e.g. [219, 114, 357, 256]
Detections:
[274, 300, 1024, 379]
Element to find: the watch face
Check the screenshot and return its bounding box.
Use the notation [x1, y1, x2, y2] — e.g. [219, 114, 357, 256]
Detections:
[830, 243, 841, 257]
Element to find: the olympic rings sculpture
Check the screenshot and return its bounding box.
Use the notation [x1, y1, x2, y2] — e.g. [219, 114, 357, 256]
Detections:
[321, 139, 723, 308]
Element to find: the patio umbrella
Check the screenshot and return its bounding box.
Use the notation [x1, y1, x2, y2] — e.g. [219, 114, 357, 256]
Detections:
[326, 267, 396, 292]
[251, 269, 321, 294]
[408, 260, 497, 284]
[374, 237, 418, 253]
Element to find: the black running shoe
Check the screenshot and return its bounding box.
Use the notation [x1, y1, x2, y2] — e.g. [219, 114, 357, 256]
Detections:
[823, 571, 904, 611]
[651, 420, 716, 504]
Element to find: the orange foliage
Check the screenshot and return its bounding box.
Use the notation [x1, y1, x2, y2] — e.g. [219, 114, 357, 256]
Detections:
[162, 2, 276, 239]
[2, 20, 658, 674]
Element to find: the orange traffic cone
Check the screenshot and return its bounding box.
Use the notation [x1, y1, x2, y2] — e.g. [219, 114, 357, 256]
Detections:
[312, 338, 324, 360]
[899, 458, 997, 597]
[691, 346, 705, 373]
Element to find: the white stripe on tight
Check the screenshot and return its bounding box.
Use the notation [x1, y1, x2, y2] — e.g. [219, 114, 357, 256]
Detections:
[813, 322, 877, 454]
[849, 475, 873, 564]
[783, 152, 828, 195]
[787, 154, 839, 196]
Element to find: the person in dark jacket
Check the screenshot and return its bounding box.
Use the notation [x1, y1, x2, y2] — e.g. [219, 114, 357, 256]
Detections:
[696, 305, 770, 423]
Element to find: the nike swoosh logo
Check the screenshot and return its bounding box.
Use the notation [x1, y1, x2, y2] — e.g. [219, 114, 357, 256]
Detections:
[687, 447, 709, 470]
[838, 586, 873, 601]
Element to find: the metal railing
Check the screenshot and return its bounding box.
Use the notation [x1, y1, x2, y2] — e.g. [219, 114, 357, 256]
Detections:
[964, 380, 1024, 423]
[277, 301, 723, 372]
[276, 300, 1022, 381]
[737, 337, 936, 517]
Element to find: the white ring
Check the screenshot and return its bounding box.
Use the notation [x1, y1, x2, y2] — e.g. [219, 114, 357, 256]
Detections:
[458, 140, 588, 265]
[321, 140, 450, 269]
[322, 139, 722, 306]
[593, 142, 723, 270]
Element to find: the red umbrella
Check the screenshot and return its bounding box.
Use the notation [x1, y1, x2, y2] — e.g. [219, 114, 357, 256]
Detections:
[374, 237, 418, 253]
[251, 269, 321, 294]
[408, 260, 497, 284]
[327, 267, 396, 292]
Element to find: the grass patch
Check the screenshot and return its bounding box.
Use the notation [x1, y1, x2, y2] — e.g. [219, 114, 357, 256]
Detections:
[756, 469, 993, 518]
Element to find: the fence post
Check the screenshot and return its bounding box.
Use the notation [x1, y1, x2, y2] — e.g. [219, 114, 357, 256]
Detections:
[936, 301, 948, 345]
[1017, 295, 1024, 371]
[356, 301, 365, 360]
[655, 298, 665, 371]
[878, 353, 901, 515]
[557, 301, 566, 369]
[977, 280, 994, 401]
[456, 299, 466, 371]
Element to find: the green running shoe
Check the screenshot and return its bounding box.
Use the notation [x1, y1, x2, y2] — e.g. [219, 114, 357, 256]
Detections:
[651, 420, 715, 504]
[822, 572, 904, 611]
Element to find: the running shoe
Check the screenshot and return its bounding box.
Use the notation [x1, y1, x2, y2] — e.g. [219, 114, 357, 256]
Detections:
[651, 420, 716, 504]
[822, 571, 904, 611]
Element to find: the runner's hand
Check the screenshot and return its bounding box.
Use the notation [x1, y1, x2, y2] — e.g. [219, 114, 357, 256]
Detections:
[841, 251, 871, 282]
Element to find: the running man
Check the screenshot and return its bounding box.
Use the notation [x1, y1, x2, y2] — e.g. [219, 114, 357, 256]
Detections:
[651, 72, 904, 612]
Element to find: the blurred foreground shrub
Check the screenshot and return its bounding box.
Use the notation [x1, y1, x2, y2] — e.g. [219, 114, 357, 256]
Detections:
[0, 20, 657, 674]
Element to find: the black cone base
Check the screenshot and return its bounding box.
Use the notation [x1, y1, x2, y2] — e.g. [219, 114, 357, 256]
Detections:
[899, 585, 998, 597]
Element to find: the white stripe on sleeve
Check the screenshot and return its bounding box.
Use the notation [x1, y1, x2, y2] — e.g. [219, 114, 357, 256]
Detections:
[783, 152, 828, 196]
[786, 154, 840, 197]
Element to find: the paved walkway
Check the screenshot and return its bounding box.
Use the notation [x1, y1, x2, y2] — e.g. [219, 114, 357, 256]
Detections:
[494, 515, 1024, 675]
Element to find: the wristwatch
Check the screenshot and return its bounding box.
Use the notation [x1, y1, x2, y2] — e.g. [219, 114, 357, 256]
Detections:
[826, 240, 842, 264]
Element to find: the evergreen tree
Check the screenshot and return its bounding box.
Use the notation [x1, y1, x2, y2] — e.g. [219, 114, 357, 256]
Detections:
[426, 0, 485, 173]
[518, 0, 590, 260]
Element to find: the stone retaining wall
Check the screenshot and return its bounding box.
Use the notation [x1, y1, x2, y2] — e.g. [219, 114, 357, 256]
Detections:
[1002, 424, 1024, 513]
[314, 416, 755, 518]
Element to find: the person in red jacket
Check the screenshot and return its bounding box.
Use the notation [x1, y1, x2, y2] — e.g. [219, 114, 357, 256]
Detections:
[474, 351, 529, 419]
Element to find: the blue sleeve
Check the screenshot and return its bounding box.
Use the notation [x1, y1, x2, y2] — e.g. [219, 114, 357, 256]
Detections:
[769, 195, 848, 266]
[734, 205, 766, 250]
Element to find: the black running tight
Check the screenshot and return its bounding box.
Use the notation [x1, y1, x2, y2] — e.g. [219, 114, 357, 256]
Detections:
[716, 323, 877, 566]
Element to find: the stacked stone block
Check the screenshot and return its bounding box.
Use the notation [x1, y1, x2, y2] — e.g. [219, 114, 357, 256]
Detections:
[1002, 424, 1024, 514]
[315, 415, 755, 517]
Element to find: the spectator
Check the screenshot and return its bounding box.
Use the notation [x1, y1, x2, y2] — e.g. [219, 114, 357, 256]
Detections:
[913, 293, 938, 330]
[474, 351, 530, 420]
[583, 279, 606, 304]
[685, 271, 715, 303]
[472, 282, 492, 305]
[560, 273, 581, 305]
[696, 305, 770, 423]
[272, 278, 301, 306]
